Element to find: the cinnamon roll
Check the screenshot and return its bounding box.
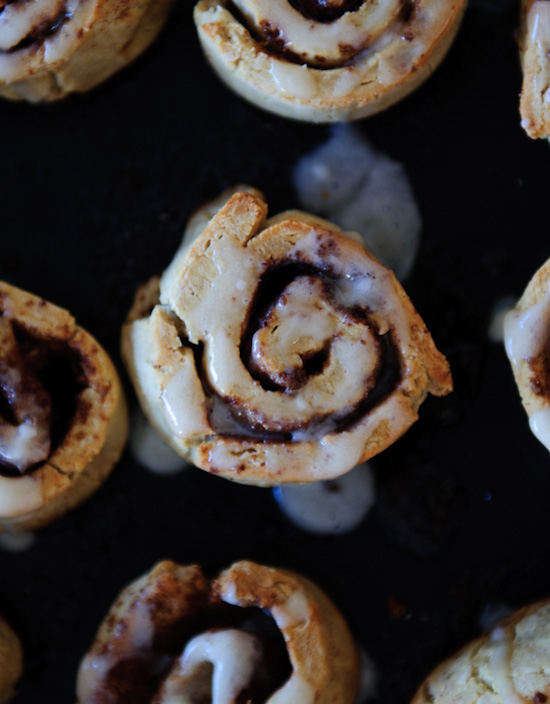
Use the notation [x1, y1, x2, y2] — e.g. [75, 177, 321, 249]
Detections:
[519, 0, 550, 140]
[0, 281, 128, 531]
[76, 559, 359, 704]
[193, 0, 467, 122]
[0, 0, 175, 102]
[411, 599, 550, 704]
[0, 614, 22, 704]
[122, 188, 452, 486]
[504, 258, 550, 453]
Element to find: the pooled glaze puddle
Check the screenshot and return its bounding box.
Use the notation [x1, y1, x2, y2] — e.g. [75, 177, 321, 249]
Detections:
[0, 530, 35, 552]
[356, 647, 378, 703]
[273, 462, 375, 535]
[130, 406, 188, 475]
[293, 125, 421, 280]
[488, 296, 516, 343]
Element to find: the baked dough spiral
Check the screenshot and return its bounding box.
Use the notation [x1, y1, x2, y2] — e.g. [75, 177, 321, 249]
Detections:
[0, 281, 128, 531]
[0, 0, 175, 102]
[412, 599, 550, 704]
[77, 559, 359, 704]
[519, 0, 550, 140]
[194, 0, 467, 122]
[122, 188, 452, 486]
[504, 257, 550, 454]
[0, 614, 22, 704]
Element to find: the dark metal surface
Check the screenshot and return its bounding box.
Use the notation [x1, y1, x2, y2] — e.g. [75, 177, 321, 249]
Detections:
[1, 1, 550, 702]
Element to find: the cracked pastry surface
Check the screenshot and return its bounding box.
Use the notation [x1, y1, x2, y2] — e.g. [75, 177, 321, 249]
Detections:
[193, 0, 467, 122]
[504, 257, 550, 454]
[76, 559, 359, 704]
[122, 188, 452, 486]
[0, 0, 175, 102]
[411, 599, 550, 704]
[519, 0, 550, 140]
[0, 281, 128, 532]
[0, 614, 22, 704]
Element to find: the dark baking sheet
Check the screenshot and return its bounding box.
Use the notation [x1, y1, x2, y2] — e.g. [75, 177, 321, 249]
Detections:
[2, 1, 550, 701]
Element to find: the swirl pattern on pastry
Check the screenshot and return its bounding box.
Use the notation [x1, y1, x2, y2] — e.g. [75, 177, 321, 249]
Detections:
[412, 599, 550, 704]
[504, 257, 550, 453]
[193, 0, 467, 122]
[77, 559, 359, 704]
[0, 0, 175, 102]
[0, 281, 128, 532]
[519, 0, 550, 140]
[0, 614, 22, 704]
[122, 189, 452, 486]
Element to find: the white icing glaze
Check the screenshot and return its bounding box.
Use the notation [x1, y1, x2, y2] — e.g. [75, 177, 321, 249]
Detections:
[159, 629, 263, 704]
[273, 462, 375, 535]
[269, 60, 318, 99]
[529, 2, 550, 46]
[488, 630, 525, 704]
[272, 590, 310, 630]
[0, 530, 35, 552]
[76, 654, 113, 704]
[266, 674, 315, 704]
[129, 407, 188, 475]
[504, 293, 550, 370]
[294, 125, 421, 280]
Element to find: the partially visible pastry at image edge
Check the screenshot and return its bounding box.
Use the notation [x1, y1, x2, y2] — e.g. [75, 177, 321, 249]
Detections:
[121, 187, 452, 487]
[76, 559, 359, 704]
[0, 0, 175, 102]
[519, 0, 550, 140]
[411, 599, 550, 704]
[0, 614, 22, 704]
[504, 257, 550, 453]
[0, 281, 128, 532]
[193, 0, 467, 122]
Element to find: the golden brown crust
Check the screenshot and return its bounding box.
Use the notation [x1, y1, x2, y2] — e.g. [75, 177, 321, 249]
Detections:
[0, 281, 128, 532]
[519, 0, 550, 139]
[76, 559, 359, 704]
[411, 599, 550, 704]
[0, 0, 175, 102]
[193, 0, 467, 123]
[0, 615, 22, 704]
[122, 188, 452, 486]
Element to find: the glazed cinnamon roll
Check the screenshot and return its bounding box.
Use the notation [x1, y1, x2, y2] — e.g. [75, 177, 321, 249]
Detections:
[193, 0, 467, 122]
[0, 281, 128, 531]
[505, 257, 550, 453]
[519, 0, 550, 140]
[122, 188, 452, 486]
[411, 599, 550, 704]
[0, 0, 175, 102]
[77, 559, 359, 704]
[0, 614, 22, 704]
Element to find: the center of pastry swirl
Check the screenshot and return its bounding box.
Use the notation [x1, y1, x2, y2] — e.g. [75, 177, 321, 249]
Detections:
[0, 316, 79, 475]
[161, 233, 399, 440]
[0, 317, 51, 473]
[230, 0, 404, 66]
[0, 0, 72, 52]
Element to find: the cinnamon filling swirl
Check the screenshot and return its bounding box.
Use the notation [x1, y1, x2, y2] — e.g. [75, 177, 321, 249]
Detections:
[227, 0, 406, 67]
[0, 318, 81, 476]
